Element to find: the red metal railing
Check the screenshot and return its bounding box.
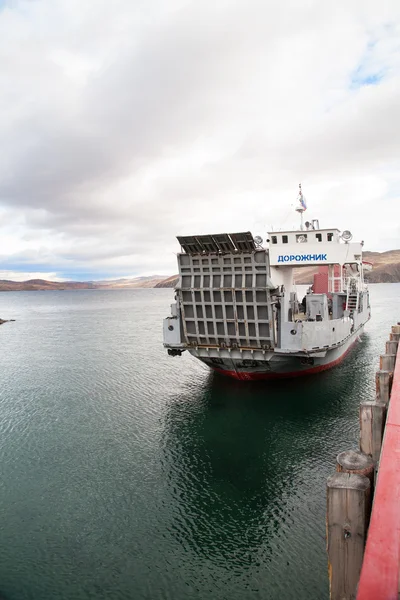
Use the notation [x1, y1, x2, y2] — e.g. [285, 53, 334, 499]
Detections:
[356, 342, 400, 599]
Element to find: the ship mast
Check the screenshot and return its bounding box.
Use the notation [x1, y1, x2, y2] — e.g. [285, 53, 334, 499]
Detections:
[295, 183, 306, 230]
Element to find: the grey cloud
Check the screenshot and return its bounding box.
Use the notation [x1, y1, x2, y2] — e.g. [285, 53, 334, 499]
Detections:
[0, 0, 399, 279]
[1, 1, 271, 213]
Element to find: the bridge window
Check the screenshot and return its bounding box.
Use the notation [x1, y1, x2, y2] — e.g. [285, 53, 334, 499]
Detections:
[316, 233, 322, 242]
[282, 235, 288, 243]
[271, 235, 277, 244]
[296, 234, 308, 243]
[327, 232, 333, 241]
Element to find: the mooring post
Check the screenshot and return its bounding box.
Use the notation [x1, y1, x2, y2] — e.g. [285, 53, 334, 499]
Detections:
[359, 401, 387, 464]
[327, 473, 371, 600]
[327, 324, 400, 600]
[379, 354, 396, 372]
[336, 449, 374, 488]
[386, 340, 398, 355]
[356, 323, 400, 600]
[375, 370, 392, 404]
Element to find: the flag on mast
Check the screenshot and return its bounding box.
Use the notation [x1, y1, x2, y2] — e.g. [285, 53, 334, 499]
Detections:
[298, 183, 307, 210]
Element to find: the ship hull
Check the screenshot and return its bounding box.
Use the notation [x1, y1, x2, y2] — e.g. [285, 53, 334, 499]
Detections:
[191, 327, 363, 381]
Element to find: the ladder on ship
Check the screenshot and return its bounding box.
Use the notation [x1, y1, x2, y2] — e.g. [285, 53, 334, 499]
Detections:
[346, 279, 359, 313]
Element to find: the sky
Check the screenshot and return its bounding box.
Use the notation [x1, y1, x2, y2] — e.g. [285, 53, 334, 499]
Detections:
[0, 0, 399, 282]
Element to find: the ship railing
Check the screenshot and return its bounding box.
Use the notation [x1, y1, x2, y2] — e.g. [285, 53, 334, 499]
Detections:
[328, 275, 344, 294]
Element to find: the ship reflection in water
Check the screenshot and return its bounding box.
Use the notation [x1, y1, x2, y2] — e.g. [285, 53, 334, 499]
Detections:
[160, 340, 367, 599]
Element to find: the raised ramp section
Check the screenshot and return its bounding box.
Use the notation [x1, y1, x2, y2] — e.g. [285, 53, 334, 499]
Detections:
[177, 231, 256, 254]
[356, 340, 400, 599]
[176, 232, 275, 350]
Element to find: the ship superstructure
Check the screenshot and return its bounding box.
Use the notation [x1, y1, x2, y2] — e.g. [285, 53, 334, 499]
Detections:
[163, 190, 371, 380]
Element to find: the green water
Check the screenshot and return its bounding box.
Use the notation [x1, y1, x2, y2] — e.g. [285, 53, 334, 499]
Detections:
[0, 284, 398, 600]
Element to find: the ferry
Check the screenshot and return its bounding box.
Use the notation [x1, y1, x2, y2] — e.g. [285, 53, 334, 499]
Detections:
[163, 186, 371, 380]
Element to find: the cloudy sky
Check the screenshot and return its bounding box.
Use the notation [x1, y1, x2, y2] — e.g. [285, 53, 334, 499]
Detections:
[0, 0, 399, 281]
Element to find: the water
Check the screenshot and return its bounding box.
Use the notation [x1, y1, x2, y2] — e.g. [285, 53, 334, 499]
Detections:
[0, 284, 398, 600]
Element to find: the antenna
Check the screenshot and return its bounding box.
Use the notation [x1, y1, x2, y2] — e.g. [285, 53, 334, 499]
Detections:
[295, 183, 307, 230]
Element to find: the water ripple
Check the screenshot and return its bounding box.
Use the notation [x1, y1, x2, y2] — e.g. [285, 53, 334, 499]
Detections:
[0, 285, 397, 600]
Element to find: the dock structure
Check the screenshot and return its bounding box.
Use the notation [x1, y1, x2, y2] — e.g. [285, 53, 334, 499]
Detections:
[326, 324, 400, 600]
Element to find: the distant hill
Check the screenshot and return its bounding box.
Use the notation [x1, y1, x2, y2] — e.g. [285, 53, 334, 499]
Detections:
[91, 276, 168, 289]
[0, 279, 95, 291]
[293, 249, 400, 285]
[1, 250, 399, 292]
[0, 276, 167, 292]
[155, 275, 179, 288]
[363, 250, 400, 283]
[293, 267, 318, 285]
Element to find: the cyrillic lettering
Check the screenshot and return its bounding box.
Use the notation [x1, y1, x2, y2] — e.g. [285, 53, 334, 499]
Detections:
[277, 252, 326, 263]
[277, 253, 327, 263]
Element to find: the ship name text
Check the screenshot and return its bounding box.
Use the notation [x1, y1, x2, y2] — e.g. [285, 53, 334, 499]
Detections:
[277, 254, 328, 262]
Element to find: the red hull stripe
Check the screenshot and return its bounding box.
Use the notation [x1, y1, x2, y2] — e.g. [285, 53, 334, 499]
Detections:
[211, 339, 358, 380]
[356, 342, 400, 599]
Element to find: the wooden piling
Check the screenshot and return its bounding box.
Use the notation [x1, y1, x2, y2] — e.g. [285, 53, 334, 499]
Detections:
[336, 449, 374, 488]
[386, 340, 398, 355]
[327, 473, 371, 600]
[359, 401, 387, 464]
[375, 370, 392, 404]
[327, 323, 400, 598]
[356, 324, 400, 599]
[379, 354, 396, 372]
